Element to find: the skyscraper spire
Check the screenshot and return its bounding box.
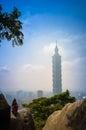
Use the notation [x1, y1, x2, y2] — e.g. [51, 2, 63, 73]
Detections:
[55, 40, 58, 53]
[56, 40, 57, 46]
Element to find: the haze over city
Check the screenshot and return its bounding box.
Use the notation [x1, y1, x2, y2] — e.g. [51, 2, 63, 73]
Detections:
[0, 0, 86, 92]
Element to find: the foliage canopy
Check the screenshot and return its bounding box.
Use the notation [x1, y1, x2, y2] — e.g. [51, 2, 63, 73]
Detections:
[23, 90, 76, 130]
[0, 5, 24, 46]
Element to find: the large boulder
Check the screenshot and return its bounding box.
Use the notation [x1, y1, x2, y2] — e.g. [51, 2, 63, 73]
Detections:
[43, 99, 86, 130]
[0, 93, 10, 130]
[0, 94, 36, 130]
[10, 109, 36, 130]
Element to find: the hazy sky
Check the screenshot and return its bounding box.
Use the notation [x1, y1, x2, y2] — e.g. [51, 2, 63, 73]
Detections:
[0, 0, 86, 92]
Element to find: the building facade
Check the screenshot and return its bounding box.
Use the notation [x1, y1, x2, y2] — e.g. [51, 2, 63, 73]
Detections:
[37, 90, 43, 98]
[52, 45, 62, 94]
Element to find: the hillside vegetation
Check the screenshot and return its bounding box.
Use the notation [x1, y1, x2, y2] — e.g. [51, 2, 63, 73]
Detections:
[23, 90, 75, 130]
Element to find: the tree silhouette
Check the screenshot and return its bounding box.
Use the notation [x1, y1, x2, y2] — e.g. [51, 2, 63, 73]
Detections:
[0, 5, 24, 47]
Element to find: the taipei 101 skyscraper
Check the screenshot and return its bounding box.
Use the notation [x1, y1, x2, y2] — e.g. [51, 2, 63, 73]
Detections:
[52, 43, 62, 94]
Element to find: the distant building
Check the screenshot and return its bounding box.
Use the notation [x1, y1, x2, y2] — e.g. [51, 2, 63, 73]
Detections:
[52, 44, 62, 94]
[37, 90, 43, 98]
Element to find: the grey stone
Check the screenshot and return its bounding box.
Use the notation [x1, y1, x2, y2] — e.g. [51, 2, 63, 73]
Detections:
[0, 94, 10, 130]
[43, 99, 86, 130]
[10, 109, 36, 130]
[0, 94, 36, 130]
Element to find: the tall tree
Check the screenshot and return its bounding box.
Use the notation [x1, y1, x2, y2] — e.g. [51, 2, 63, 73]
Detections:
[0, 5, 24, 46]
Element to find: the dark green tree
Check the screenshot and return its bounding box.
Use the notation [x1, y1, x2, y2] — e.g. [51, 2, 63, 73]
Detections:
[23, 90, 76, 130]
[0, 5, 24, 46]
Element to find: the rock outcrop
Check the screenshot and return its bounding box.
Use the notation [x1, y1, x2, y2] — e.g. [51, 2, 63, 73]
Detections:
[0, 94, 10, 130]
[10, 109, 36, 130]
[43, 99, 86, 130]
[0, 94, 36, 130]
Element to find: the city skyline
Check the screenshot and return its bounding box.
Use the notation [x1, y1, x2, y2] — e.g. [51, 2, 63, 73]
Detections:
[0, 0, 86, 92]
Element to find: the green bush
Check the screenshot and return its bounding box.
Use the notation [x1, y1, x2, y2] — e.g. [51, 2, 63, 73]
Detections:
[23, 90, 75, 130]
